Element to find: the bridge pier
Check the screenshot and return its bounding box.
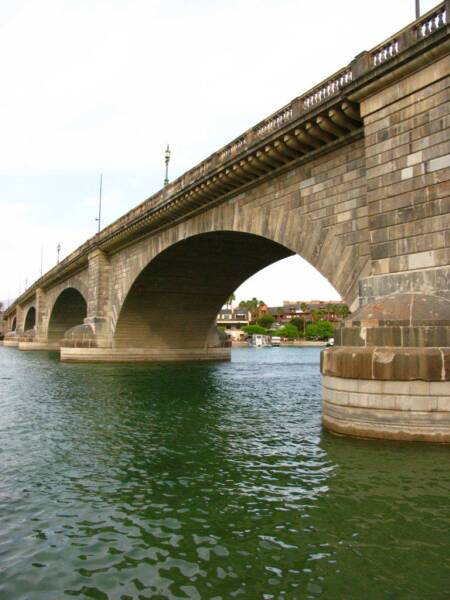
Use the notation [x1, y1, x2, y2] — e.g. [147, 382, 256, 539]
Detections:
[18, 342, 60, 351]
[60, 346, 230, 363]
[321, 287, 450, 443]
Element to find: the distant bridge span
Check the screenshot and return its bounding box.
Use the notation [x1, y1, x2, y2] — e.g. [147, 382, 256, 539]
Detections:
[4, 2, 450, 442]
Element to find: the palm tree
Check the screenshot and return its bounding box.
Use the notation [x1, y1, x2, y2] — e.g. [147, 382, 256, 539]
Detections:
[226, 293, 236, 310]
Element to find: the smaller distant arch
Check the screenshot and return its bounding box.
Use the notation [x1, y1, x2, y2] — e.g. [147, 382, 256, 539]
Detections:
[47, 288, 88, 343]
[24, 306, 36, 331]
[11, 317, 16, 332]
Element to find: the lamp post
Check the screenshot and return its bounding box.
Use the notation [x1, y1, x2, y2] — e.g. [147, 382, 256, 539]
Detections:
[415, 0, 420, 18]
[57, 243, 61, 264]
[164, 145, 171, 186]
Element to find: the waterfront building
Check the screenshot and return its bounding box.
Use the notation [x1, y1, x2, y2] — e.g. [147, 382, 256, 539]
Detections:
[216, 307, 251, 342]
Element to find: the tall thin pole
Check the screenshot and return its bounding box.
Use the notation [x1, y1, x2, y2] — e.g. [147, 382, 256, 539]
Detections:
[415, 0, 420, 18]
[96, 173, 103, 233]
[164, 145, 171, 186]
[40, 246, 43, 277]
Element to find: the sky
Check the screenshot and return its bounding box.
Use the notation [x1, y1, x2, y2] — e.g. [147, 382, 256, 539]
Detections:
[0, 0, 438, 306]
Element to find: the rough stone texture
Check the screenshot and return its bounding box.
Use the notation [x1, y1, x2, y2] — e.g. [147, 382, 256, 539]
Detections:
[361, 56, 450, 283]
[321, 52, 450, 441]
[60, 346, 230, 363]
[322, 345, 449, 381]
[322, 374, 450, 442]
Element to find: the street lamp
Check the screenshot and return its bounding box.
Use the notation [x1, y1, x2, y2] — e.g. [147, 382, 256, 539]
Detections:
[57, 243, 61, 264]
[164, 145, 171, 186]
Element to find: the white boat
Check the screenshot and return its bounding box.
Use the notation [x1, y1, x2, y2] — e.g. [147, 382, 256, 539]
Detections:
[271, 336, 281, 346]
[248, 334, 271, 347]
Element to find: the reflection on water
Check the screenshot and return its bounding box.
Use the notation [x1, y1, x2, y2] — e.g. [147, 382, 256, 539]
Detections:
[0, 346, 449, 599]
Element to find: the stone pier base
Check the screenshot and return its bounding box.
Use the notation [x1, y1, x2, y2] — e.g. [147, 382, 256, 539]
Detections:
[321, 292, 450, 443]
[18, 342, 60, 351]
[3, 340, 19, 347]
[322, 374, 450, 443]
[60, 346, 231, 363]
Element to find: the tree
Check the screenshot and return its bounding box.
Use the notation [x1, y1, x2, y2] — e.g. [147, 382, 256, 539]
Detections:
[226, 293, 236, 309]
[306, 320, 335, 340]
[277, 323, 300, 339]
[290, 316, 306, 338]
[335, 303, 349, 319]
[257, 314, 275, 329]
[239, 298, 265, 321]
[312, 308, 326, 321]
[242, 324, 268, 336]
[300, 302, 308, 313]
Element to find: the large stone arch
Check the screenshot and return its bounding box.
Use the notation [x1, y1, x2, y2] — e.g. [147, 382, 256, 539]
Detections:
[109, 183, 370, 336]
[47, 287, 88, 343]
[113, 231, 293, 349]
[42, 274, 89, 340]
[111, 203, 368, 350]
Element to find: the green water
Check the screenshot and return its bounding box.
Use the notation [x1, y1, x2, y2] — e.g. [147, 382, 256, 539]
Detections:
[0, 346, 449, 599]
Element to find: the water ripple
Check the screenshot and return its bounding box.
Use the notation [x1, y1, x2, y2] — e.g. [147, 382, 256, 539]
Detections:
[0, 347, 449, 599]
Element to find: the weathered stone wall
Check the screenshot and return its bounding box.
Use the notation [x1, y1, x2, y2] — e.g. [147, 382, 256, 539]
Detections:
[108, 137, 369, 341]
[321, 54, 450, 442]
[359, 55, 450, 303]
[36, 272, 89, 342]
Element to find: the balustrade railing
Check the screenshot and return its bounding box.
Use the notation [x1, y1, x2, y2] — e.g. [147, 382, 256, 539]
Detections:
[189, 158, 214, 182]
[372, 38, 400, 66]
[302, 67, 353, 109]
[254, 106, 294, 138]
[219, 136, 247, 161]
[415, 3, 447, 38]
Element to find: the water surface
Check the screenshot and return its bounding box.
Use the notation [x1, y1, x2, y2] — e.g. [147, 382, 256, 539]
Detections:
[0, 346, 449, 599]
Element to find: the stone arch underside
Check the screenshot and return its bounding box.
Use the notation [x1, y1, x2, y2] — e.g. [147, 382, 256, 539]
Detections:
[24, 306, 36, 331]
[47, 288, 88, 343]
[110, 196, 369, 340]
[113, 230, 339, 350]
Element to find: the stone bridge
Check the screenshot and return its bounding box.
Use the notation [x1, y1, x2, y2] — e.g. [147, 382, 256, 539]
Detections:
[4, 2, 450, 442]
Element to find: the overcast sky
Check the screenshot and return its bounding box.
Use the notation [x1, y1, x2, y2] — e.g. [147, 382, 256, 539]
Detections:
[0, 0, 437, 306]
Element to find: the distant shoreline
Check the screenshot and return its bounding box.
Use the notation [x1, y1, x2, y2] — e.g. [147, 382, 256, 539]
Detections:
[232, 340, 326, 347]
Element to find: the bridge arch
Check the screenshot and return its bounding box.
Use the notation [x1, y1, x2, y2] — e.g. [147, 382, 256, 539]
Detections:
[113, 230, 340, 350]
[47, 288, 88, 343]
[110, 198, 369, 338]
[24, 306, 36, 331]
[11, 317, 16, 332]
